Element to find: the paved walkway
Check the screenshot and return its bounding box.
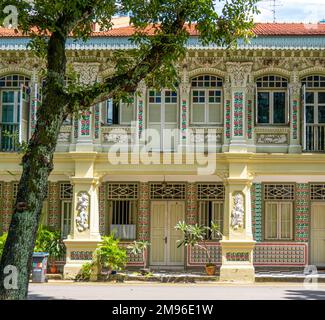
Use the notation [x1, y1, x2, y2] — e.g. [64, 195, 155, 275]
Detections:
[28, 282, 325, 300]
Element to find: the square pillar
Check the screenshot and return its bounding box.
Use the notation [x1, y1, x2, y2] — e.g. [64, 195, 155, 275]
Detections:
[219, 164, 256, 283]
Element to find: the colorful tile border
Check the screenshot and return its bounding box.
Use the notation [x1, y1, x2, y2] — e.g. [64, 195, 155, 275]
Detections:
[137, 182, 150, 241]
[247, 99, 253, 139]
[292, 100, 298, 140]
[48, 182, 61, 230]
[1, 182, 14, 232]
[295, 183, 309, 242]
[181, 99, 187, 141]
[225, 100, 231, 139]
[74, 116, 79, 139]
[99, 184, 106, 236]
[94, 104, 100, 139]
[226, 252, 250, 262]
[138, 100, 144, 138]
[186, 183, 197, 225]
[80, 111, 91, 136]
[251, 183, 262, 242]
[233, 92, 244, 137]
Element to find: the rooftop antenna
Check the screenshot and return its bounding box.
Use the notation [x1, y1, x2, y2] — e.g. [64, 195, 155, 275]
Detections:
[261, 0, 283, 23]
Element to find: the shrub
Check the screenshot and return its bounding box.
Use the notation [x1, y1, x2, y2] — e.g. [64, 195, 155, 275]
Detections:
[75, 262, 94, 282]
[94, 235, 127, 272]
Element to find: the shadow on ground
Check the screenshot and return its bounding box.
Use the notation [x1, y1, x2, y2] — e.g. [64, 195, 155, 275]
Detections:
[285, 289, 325, 300]
[28, 293, 74, 300]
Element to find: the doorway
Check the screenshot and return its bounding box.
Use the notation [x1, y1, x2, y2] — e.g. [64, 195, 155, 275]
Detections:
[311, 203, 325, 267]
[150, 201, 185, 266]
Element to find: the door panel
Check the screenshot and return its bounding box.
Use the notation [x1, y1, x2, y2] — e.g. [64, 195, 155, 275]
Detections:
[150, 201, 185, 266]
[150, 202, 167, 265]
[311, 204, 325, 266]
[168, 201, 185, 265]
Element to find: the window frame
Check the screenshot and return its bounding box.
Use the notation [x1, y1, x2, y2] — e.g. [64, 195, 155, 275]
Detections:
[190, 75, 223, 126]
[106, 95, 136, 126]
[109, 199, 138, 240]
[256, 75, 289, 126]
[305, 89, 325, 125]
[264, 201, 294, 241]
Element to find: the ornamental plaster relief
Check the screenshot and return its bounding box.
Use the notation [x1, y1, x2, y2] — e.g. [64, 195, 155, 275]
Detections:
[256, 134, 288, 144]
[226, 62, 253, 87]
[76, 192, 90, 232]
[73, 63, 100, 85]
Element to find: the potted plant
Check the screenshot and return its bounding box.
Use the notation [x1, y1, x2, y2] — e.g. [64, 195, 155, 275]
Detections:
[127, 240, 150, 275]
[175, 221, 222, 276]
[34, 226, 66, 274]
[94, 234, 128, 276]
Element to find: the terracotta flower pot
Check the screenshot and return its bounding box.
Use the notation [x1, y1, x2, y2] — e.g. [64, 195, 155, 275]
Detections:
[205, 265, 216, 276]
[49, 265, 58, 274]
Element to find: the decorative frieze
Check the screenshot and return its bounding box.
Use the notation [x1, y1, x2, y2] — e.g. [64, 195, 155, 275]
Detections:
[256, 134, 288, 144]
[226, 252, 250, 262]
[70, 251, 93, 261]
[138, 100, 144, 138]
[80, 111, 91, 136]
[295, 183, 309, 242]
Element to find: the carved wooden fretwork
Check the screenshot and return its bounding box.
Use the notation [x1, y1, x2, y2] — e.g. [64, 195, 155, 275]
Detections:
[197, 183, 225, 200]
[149, 183, 186, 200]
[107, 183, 139, 200]
[60, 183, 73, 200]
[264, 184, 295, 200]
[310, 184, 325, 200]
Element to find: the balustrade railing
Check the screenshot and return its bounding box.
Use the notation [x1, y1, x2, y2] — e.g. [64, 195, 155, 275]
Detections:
[305, 124, 325, 152]
[0, 123, 19, 152]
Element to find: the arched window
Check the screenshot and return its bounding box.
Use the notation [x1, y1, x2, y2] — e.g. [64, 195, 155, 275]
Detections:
[190, 75, 223, 125]
[256, 75, 288, 125]
[302, 76, 325, 125]
[0, 74, 30, 88]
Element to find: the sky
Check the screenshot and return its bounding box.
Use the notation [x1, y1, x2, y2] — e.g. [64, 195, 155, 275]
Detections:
[254, 0, 325, 23]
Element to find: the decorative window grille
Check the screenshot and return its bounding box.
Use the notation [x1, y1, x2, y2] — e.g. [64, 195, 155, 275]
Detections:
[256, 75, 288, 88]
[302, 75, 325, 88]
[197, 183, 225, 200]
[264, 184, 295, 200]
[0, 74, 30, 88]
[150, 183, 186, 200]
[60, 183, 73, 200]
[109, 200, 137, 240]
[311, 184, 325, 200]
[191, 75, 223, 88]
[107, 183, 139, 200]
[61, 200, 72, 239]
[198, 201, 223, 239]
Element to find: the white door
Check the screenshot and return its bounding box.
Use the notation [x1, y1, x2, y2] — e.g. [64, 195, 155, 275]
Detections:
[311, 203, 325, 267]
[150, 201, 185, 266]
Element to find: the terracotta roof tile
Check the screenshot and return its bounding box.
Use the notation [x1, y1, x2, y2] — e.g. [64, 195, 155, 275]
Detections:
[1, 23, 325, 38]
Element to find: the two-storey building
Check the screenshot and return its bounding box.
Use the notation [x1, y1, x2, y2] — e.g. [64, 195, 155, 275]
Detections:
[0, 23, 325, 281]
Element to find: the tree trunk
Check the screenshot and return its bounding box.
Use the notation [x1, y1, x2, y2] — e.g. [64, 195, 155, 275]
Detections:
[0, 31, 67, 300]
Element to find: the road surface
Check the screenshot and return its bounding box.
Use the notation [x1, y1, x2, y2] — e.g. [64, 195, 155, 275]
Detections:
[28, 282, 325, 300]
